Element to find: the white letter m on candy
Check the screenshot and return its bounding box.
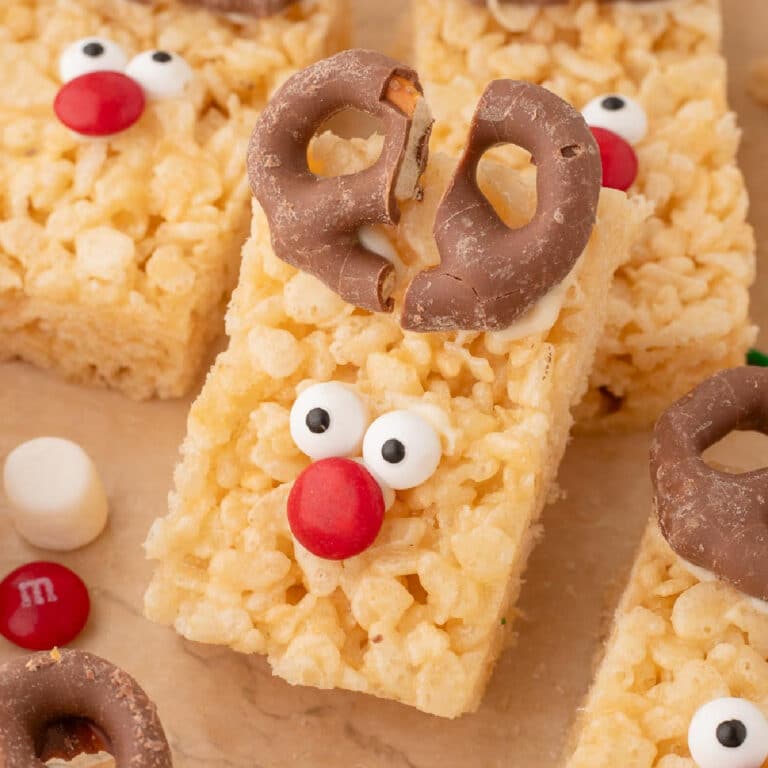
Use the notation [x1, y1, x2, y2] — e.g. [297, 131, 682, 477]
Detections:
[17, 577, 58, 607]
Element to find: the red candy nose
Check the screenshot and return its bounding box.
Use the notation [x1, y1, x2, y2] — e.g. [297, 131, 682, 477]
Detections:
[287, 457, 385, 560]
[590, 126, 639, 192]
[54, 71, 145, 137]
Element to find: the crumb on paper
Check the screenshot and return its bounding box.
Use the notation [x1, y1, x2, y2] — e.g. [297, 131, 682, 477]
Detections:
[749, 57, 768, 104]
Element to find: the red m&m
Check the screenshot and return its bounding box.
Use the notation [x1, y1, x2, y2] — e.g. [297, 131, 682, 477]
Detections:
[287, 457, 385, 560]
[0, 562, 90, 650]
[53, 70, 145, 137]
[590, 126, 639, 192]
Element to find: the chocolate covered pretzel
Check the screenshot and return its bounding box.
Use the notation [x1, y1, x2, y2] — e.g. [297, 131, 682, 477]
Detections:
[248, 49, 433, 313]
[0, 649, 172, 767]
[651, 366, 768, 603]
[401, 80, 601, 332]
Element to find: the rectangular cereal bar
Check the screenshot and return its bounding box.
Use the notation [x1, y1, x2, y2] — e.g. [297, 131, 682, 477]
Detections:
[145, 51, 644, 717]
[413, 0, 756, 430]
[566, 523, 768, 768]
[0, 0, 346, 398]
[566, 366, 768, 767]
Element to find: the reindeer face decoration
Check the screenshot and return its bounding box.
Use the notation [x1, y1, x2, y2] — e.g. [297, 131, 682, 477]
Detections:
[54, 37, 194, 137]
[651, 366, 768, 604]
[287, 382, 443, 559]
[582, 93, 647, 192]
[247, 49, 605, 560]
[53, 0, 298, 137]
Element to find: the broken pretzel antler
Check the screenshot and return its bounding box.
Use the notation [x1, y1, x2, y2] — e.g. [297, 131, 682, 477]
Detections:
[401, 79, 601, 332]
[247, 49, 433, 313]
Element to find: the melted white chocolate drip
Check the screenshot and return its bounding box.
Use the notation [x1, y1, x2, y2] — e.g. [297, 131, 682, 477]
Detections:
[489, 268, 576, 343]
[677, 556, 768, 616]
[359, 223, 575, 342]
[358, 225, 400, 265]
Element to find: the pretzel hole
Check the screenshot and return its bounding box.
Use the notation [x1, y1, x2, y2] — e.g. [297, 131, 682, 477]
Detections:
[307, 109, 385, 178]
[39, 717, 114, 767]
[477, 148, 537, 229]
[702, 430, 768, 475]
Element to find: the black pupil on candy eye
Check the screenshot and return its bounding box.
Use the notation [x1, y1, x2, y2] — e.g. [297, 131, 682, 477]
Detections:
[716, 719, 748, 748]
[601, 95, 626, 111]
[83, 42, 104, 57]
[306, 408, 330, 434]
[152, 51, 172, 63]
[382, 439, 406, 464]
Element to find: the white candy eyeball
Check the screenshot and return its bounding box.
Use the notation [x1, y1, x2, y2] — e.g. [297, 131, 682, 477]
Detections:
[125, 49, 193, 99]
[582, 93, 648, 145]
[59, 37, 129, 83]
[290, 382, 369, 461]
[688, 697, 768, 768]
[353, 458, 395, 510]
[362, 410, 442, 491]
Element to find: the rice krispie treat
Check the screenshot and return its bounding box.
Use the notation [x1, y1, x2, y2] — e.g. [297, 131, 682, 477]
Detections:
[413, 0, 756, 431]
[0, 0, 346, 399]
[144, 49, 644, 717]
[567, 366, 768, 768]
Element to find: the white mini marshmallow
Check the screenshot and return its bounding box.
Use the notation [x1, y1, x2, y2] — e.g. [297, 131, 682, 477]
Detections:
[3, 437, 109, 551]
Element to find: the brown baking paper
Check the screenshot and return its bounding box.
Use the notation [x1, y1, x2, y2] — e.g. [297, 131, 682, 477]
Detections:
[1, 1, 766, 765]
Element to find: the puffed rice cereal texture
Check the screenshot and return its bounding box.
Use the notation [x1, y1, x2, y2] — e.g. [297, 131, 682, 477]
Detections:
[413, 0, 756, 431]
[0, 0, 347, 399]
[565, 523, 768, 767]
[144, 132, 644, 717]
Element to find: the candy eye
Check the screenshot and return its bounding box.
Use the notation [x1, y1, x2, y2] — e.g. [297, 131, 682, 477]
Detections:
[581, 93, 648, 145]
[59, 37, 128, 83]
[289, 382, 369, 461]
[125, 50, 193, 99]
[362, 411, 442, 491]
[688, 697, 768, 768]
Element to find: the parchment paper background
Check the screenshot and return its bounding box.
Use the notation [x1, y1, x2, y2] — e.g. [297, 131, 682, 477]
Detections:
[1, 2, 766, 766]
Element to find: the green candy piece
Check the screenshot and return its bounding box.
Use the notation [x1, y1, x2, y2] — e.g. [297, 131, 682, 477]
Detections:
[747, 348, 768, 367]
